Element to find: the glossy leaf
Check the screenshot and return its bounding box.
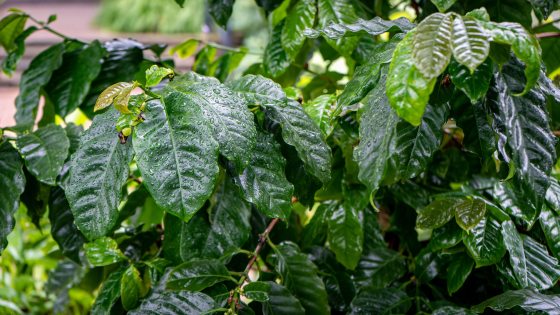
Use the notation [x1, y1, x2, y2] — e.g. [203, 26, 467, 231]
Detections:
[233, 130, 293, 219]
[269, 242, 330, 315]
[463, 215, 506, 267]
[48, 187, 85, 263]
[387, 31, 437, 126]
[16, 124, 69, 185]
[94, 81, 135, 113]
[166, 259, 232, 291]
[305, 16, 413, 40]
[412, 13, 453, 79]
[129, 291, 214, 315]
[66, 108, 133, 240]
[84, 237, 126, 266]
[473, 289, 560, 314]
[0, 13, 27, 51]
[327, 202, 363, 270]
[0, 141, 26, 253]
[546, 178, 560, 213]
[447, 253, 474, 295]
[91, 269, 125, 315]
[416, 199, 463, 230]
[455, 198, 486, 231]
[428, 221, 463, 251]
[264, 21, 290, 77]
[121, 265, 146, 310]
[349, 288, 411, 315]
[539, 207, 560, 259]
[353, 247, 406, 289]
[451, 16, 489, 73]
[133, 95, 219, 222]
[337, 62, 383, 112]
[262, 282, 305, 315]
[243, 281, 270, 302]
[145, 65, 173, 87]
[281, 0, 316, 59]
[431, 0, 456, 12]
[45, 41, 104, 117]
[448, 59, 492, 103]
[316, 0, 360, 54]
[303, 94, 336, 137]
[15, 43, 65, 129]
[208, 0, 234, 28]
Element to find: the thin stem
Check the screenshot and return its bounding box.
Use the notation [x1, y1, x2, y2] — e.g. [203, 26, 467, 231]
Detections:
[203, 41, 262, 56]
[26, 15, 86, 44]
[536, 32, 560, 39]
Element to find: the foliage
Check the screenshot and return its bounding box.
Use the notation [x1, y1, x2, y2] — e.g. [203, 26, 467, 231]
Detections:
[1, 1, 560, 314]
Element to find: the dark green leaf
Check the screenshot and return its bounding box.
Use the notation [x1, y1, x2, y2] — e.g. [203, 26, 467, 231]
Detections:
[244, 281, 270, 302]
[66, 108, 133, 240]
[539, 207, 560, 259]
[303, 94, 336, 137]
[167, 259, 232, 291]
[121, 265, 146, 310]
[546, 178, 560, 213]
[234, 130, 293, 219]
[449, 57, 493, 104]
[208, 0, 234, 28]
[349, 287, 411, 315]
[45, 41, 104, 117]
[431, 0, 456, 12]
[0, 141, 26, 253]
[447, 253, 474, 295]
[529, 0, 555, 19]
[353, 247, 406, 289]
[16, 124, 69, 185]
[316, 0, 360, 54]
[133, 95, 219, 222]
[264, 21, 291, 77]
[415, 248, 447, 282]
[2, 26, 37, 76]
[84, 237, 126, 266]
[262, 282, 305, 315]
[48, 187, 85, 263]
[473, 289, 560, 314]
[129, 291, 214, 315]
[416, 198, 463, 230]
[337, 62, 383, 111]
[15, 43, 65, 129]
[327, 202, 363, 270]
[281, 0, 316, 60]
[269, 242, 330, 315]
[91, 269, 125, 315]
[455, 198, 486, 231]
[463, 215, 506, 267]
[428, 221, 463, 251]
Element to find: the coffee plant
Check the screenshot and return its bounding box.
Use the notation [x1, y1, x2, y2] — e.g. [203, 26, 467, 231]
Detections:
[1, 0, 560, 313]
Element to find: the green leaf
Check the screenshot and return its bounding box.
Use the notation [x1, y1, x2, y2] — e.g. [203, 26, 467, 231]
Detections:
[428, 221, 463, 251]
[337, 62, 383, 112]
[387, 31, 437, 126]
[132, 95, 219, 222]
[412, 13, 453, 79]
[303, 94, 336, 137]
[546, 178, 560, 213]
[349, 288, 411, 315]
[91, 269, 124, 315]
[431, 0, 456, 12]
[539, 207, 560, 259]
[353, 247, 406, 289]
[502, 221, 560, 290]
[489, 58, 556, 216]
[264, 21, 291, 77]
[0, 13, 27, 51]
[145, 65, 173, 88]
[45, 41, 104, 117]
[433, 306, 476, 315]
[448, 59, 492, 103]
[230, 75, 332, 183]
[354, 79, 399, 193]
[269, 242, 330, 315]
[84, 237, 126, 266]
[170, 39, 199, 59]
[121, 265, 146, 310]
[163, 178, 252, 263]
[316, 0, 360, 54]
[327, 202, 363, 270]
[463, 215, 506, 267]
[233, 130, 293, 219]
[473, 289, 560, 313]
[478, 20, 541, 95]
[451, 16, 489, 73]
[93, 82, 135, 113]
[454, 198, 486, 231]
[529, 0, 555, 20]
[305, 16, 413, 40]
[15, 43, 65, 129]
[66, 108, 133, 240]
[166, 72, 257, 171]
[48, 187, 85, 263]
[392, 103, 447, 179]
[129, 291, 214, 315]
[281, 0, 316, 60]
[16, 124, 69, 185]
[416, 198, 463, 230]
[262, 282, 305, 315]
[244, 281, 270, 302]
[447, 253, 474, 295]
[208, 0, 234, 28]
[2, 26, 37, 76]
[0, 141, 26, 253]
[167, 259, 232, 291]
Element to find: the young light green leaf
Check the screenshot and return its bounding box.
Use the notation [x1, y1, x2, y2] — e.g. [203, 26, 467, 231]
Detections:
[387, 31, 437, 126]
[447, 253, 474, 295]
[170, 39, 199, 59]
[145, 65, 173, 87]
[233, 130, 293, 219]
[412, 13, 453, 79]
[66, 108, 133, 240]
[463, 215, 506, 267]
[0, 13, 28, 51]
[129, 291, 214, 315]
[133, 96, 219, 222]
[91, 269, 125, 315]
[166, 259, 232, 291]
[454, 198, 486, 231]
[16, 124, 69, 186]
[15, 43, 65, 130]
[93, 82, 135, 113]
[281, 0, 316, 60]
[121, 265, 147, 311]
[84, 237, 126, 266]
[416, 198, 463, 230]
[0, 141, 26, 253]
[451, 16, 489, 73]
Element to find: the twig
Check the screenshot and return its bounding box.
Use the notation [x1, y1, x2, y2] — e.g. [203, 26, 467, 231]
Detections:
[227, 218, 280, 313]
[536, 32, 560, 39]
[26, 15, 86, 44]
[553, 130, 560, 137]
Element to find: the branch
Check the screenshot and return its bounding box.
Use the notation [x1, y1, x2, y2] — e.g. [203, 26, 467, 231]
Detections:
[553, 130, 560, 137]
[228, 218, 280, 311]
[536, 32, 560, 39]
